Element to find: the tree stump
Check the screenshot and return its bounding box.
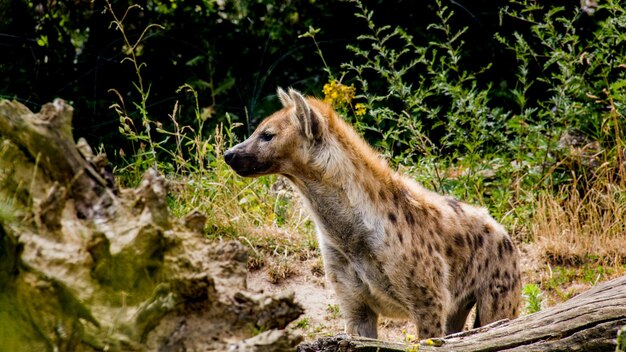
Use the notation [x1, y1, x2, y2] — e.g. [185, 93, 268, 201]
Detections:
[0, 99, 304, 351]
[298, 275, 626, 351]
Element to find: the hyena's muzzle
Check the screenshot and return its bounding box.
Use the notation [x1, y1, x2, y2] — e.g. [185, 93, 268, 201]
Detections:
[223, 142, 273, 177]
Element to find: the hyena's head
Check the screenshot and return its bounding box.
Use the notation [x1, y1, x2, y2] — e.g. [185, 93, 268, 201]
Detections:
[224, 87, 326, 177]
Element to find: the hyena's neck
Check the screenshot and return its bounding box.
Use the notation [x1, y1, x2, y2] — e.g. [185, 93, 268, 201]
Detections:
[286, 130, 397, 244]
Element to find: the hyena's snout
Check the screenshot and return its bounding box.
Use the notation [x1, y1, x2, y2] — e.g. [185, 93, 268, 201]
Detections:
[224, 145, 273, 177]
[223, 148, 237, 165]
[223, 147, 248, 174]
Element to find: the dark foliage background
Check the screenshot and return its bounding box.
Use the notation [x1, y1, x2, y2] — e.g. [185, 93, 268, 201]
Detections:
[0, 0, 607, 161]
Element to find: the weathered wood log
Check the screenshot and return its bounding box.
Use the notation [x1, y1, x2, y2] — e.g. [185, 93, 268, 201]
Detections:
[0, 99, 304, 351]
[298, 275, 626, 352]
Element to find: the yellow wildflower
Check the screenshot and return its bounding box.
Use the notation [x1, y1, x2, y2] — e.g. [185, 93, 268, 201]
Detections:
[323, 80, 356, 107]
[425, 338, 445, 347]
[354, 103, 366, 116]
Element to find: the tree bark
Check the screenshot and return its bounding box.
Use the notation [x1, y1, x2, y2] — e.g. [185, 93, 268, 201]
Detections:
[0, 99, 304, 351]
[298, 275, 626, 352]
[0, 99, 112, 219]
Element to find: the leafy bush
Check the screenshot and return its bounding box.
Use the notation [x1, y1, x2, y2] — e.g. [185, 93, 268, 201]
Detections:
[305, 0, 625, 243]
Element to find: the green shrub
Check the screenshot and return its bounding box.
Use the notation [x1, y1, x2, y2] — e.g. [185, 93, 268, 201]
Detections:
[522, 283, 543, 314]
[305, 0, 625, 234]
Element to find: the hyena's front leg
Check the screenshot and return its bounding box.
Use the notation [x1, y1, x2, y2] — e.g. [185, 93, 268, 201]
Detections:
[322, 244, 379, 338]
[338, 294, 378, 338]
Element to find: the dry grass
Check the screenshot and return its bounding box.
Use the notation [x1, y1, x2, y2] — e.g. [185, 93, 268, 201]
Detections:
[531, 161, 626, 267]
[267, 257, 299, 284]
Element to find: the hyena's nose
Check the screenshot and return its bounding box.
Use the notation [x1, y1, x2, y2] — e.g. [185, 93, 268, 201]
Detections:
[223, 149, 235, 165]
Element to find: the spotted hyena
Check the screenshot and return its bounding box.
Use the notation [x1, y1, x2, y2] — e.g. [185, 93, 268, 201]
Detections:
[224, 87, 521, 339]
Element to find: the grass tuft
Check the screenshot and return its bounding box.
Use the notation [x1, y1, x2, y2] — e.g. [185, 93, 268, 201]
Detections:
[532, 163, 626, 267]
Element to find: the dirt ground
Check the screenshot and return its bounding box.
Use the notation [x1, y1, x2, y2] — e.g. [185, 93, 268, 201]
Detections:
[248, 259, 497, 343]
[247, 263, 418, 342]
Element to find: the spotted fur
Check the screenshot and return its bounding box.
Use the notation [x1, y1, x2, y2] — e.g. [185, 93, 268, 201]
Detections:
[224, 87, 522, 339]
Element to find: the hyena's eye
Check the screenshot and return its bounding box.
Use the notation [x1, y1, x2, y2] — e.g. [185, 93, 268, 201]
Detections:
[260, 131, 275, 142]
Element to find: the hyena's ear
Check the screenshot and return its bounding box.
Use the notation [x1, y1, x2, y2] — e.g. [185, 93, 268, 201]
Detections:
[289, 88, 321, 140]
[277, 87, 293, 107]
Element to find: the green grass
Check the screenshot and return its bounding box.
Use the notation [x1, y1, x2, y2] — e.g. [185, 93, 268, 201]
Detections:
[295, 317, 311, 330]
[326, 304, 341, 320]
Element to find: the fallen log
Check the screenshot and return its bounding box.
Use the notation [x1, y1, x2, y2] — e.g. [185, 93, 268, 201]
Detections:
[298, 275, 626, 351]
[0, 99, 304, 351]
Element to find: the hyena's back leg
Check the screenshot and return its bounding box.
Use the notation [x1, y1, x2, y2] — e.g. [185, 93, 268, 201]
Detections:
[409, 285, 448, 338]
[476, 268, 521, 327]
[445, 297, 476, 334]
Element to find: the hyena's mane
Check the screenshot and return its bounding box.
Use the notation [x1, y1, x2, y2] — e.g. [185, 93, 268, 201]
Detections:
[303, 97, 393, 184]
